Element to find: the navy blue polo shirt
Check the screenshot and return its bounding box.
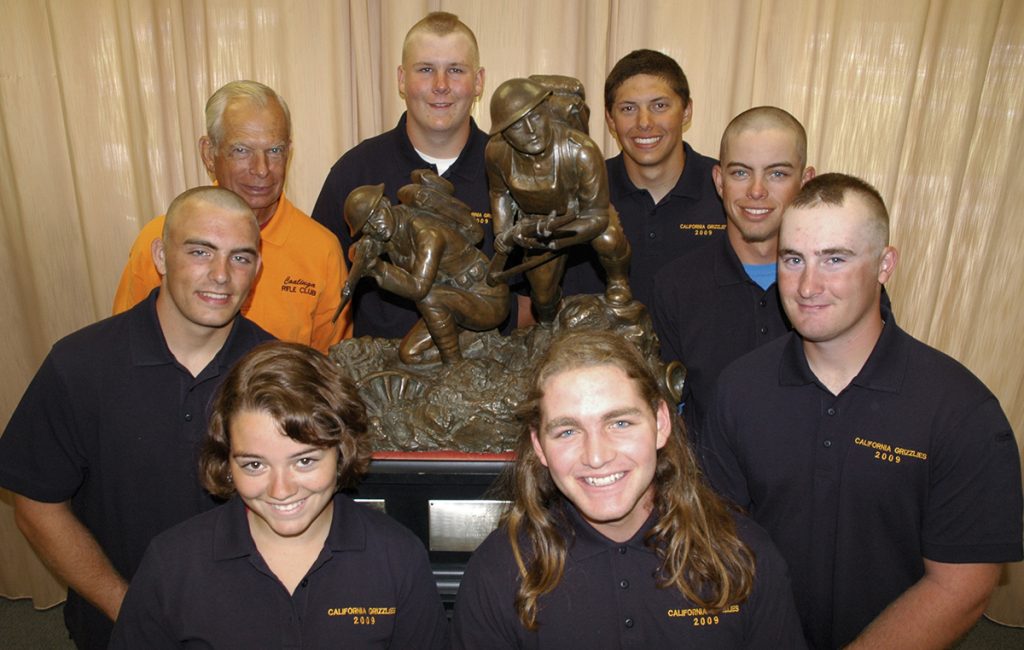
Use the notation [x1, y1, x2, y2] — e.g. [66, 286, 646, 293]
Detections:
[0, 289, 273, 649]
[562, 142, 725, 308]
[311, 113, 507, 338]
[701, 314, 1023, 648]
[452, 500, 806, 649]
[651, 234, 789, 434]
[110, 494, 449, 649]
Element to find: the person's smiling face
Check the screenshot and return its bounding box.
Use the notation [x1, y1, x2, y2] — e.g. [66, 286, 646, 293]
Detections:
[230, 409, 339, 542]
[605, 73, 690, 173]
[531, 364, 670, 543]
[398, 31, 484, 146]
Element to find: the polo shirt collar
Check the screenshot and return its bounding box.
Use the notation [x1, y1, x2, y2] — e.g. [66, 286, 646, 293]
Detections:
[711, 233, 757, 288]
[127, 288, 177, 367]
[606, 153, 637, 198]
[447, 117, 487, 184]
[129, 287, 259, 379]
[561, 498, 659, 561]
[211, 316, 265, 377]
[606, 141, 704, 203]
[779, 302, 905, 394]
[394, 113, 429, 169]
[258, 193, 294, 247]
[394, 113, 486, 184]
[322, 494, 368, 552]
[213, 497, 259, 561]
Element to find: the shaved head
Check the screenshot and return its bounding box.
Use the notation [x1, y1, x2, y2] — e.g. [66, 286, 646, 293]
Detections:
[163, 186, 257, 239]
[720, 106, 808, 169]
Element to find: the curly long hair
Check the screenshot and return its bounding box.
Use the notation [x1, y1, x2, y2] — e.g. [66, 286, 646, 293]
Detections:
[504, 331, 755, 629]
[199, 342, 371, 498]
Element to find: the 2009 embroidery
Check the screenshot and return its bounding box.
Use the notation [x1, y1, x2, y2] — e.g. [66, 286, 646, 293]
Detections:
[854, 437, 927, 465]
[667, 603, 738, 626]
[678, 223, 725, 237]
[327, 606, 396, 624]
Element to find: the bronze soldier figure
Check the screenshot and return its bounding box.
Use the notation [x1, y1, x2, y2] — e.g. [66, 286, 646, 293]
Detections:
[343, 176, 509, 364]
[486, 77, 632, 322]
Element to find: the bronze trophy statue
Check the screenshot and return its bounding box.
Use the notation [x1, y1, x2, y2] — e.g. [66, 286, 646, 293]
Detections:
[329, 81, 681, 454]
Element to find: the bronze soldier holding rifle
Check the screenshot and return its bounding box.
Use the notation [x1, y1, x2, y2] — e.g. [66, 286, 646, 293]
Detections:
[340, 173, 509, 365]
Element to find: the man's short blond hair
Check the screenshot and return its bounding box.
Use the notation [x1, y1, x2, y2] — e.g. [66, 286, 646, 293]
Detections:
[401, 11, 480, 69]
[790, 172, 890, 251]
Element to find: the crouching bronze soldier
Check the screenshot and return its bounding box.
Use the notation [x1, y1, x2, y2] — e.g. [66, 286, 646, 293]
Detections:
[342, 174, 509, 364]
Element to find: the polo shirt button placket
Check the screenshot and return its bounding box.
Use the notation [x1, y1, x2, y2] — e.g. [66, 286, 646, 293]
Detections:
[823, 405, 837, 448]
[624, 617, 634, 629]
[619, 579, 629, 589]
[184, 412, 192, 422]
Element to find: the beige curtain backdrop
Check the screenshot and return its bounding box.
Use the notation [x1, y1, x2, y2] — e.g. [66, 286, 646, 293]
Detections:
[1, 0, 1021, 624]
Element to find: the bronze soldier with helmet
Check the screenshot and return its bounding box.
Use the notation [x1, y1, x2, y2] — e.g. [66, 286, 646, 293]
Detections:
[486, 77, 632, 322]
[342, 179, 509, 364]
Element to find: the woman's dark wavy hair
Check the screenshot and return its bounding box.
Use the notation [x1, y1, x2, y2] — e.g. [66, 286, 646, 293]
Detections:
[200, 342, 371, 498]
[505, 331, 755, 629]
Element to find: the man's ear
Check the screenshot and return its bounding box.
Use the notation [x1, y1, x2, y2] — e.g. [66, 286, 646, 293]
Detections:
[152, 237, 168, 278]
[199, 136, 217, 176]
[530, 428, 550, 468]
[604, 110, 618, 145]
[878, 246, 899, 284]
[474, 66, 485, 99]
[802, 166, 816, 185]
[712, 164, 724, 199]
[397, 64, 406, 98]
[654, 400, 672, 450]
[680, 99, 693, 130]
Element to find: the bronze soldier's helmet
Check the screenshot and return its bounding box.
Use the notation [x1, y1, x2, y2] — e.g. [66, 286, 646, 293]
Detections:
[344, 183, 386, 236]
[490, 78, 552, 134]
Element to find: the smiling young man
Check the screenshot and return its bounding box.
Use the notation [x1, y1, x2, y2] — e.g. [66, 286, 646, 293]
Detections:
[0, 187, 274, 649]
[700, 174, 1022, 649]
[651, 106, 815, 432]
[452, 331, 805, 648]
[113, 81, 349, 353]
[312, 12, 517, 337]
[562, 49, 725, 308]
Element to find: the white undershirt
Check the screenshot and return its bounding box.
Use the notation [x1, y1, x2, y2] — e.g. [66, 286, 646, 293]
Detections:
[415, 148, 458, 176]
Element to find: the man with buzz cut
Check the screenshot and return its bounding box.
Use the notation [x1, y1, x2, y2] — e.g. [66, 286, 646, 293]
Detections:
[701, 173, 1022, 648]
[0, 187, 274, 649]
[651, 106, 815, 432]
[313, 11, 516, 337]
[562, 49, 726, 309]
[113, 80, 349, 354]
